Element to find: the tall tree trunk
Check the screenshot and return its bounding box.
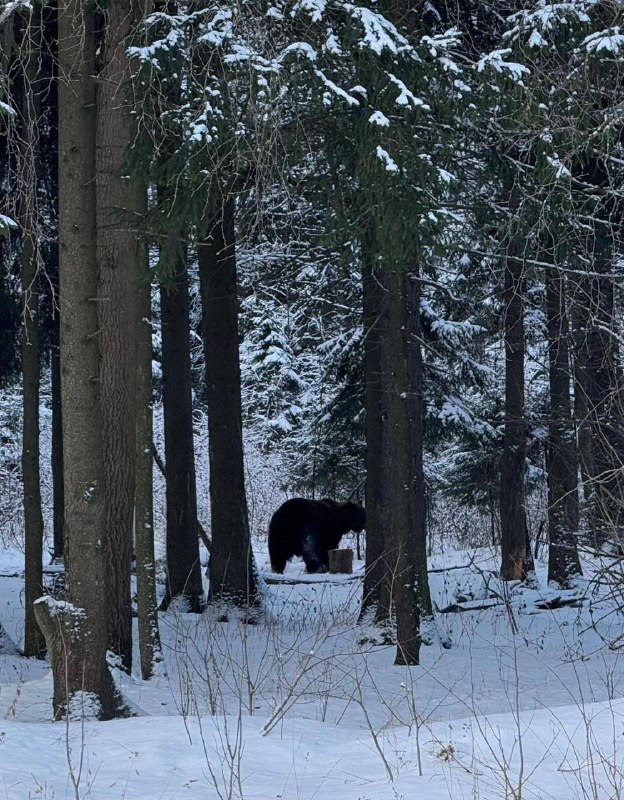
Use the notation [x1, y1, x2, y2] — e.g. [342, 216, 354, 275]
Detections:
[135, 213, 162, 679]
[198, 197, 257, 608]
[407, 271, 432, 619]
[381, 261, 420, 666]
[51, 326, 64, 561]
[159, 240, 204, 612]
[545, 263, 582, 586]
[39, 1, 63, 563]
[96, 0, 140, 673]
[360, 235, 386, 618]
[35, 0, 123, 720]
[570, 278, 593, 501]
[572, 156, 624, 548]
[18, 15, 45, 657]
[500, 241, 531, 581]
[583, 272, 624, 546]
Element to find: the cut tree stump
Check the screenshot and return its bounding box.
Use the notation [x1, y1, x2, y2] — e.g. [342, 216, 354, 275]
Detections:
[329, 548, 353, 574]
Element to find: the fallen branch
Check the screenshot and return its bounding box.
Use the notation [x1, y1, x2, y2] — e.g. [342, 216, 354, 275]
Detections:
[534, 594, 584, 610]
[263, 574, 362, 586]
[438, 598, 503, 614]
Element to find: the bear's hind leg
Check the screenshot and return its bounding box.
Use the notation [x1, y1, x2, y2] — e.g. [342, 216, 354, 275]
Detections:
[302, 532, 329, 574]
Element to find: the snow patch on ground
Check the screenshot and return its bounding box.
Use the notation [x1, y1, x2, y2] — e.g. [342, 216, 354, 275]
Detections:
[1, 545, 623, 798]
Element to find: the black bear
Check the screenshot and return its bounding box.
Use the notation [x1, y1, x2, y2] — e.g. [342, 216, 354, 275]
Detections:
[268, 498, 366, 574]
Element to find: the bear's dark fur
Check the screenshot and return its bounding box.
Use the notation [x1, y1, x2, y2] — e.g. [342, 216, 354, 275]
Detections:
[268, 498, 366, 574]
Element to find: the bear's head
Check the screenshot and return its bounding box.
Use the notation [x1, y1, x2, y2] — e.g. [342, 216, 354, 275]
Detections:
[339, 501, 366, 533]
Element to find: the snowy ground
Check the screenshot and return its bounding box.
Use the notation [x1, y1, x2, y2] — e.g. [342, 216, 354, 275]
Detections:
[1, 544, 623, 800]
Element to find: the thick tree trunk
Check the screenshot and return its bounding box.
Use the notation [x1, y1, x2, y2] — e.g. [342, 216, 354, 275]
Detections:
[96, 0, 140, 673]
[360, 236, 386, 618]
[135, 224, 162, 680]
[159, 241, 204, 612]
[571, 157, 624, 548]
[500, 245, 531, 581]
[545, 264, 582, 586]
[17, 16, 46, 659]
[583, 272, 624, 545]
[44, 0, 123, 719]
[198, 197, 257, 608]
[381, 262, 420, 666]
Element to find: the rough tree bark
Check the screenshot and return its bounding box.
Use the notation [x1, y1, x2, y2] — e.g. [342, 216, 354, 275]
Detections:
[96, 0, 141, 672]
[545, 260, 582, 586]
[37, 2, 64, 564]
[583, 278, 624, 546]
[198, 197, 257, 608]
[500, 235, 532, 581]
[18, 13, 45, 658]
[20, 164, 46, 661]
[381, 261, 420, 666]
[566, 156, 624, 549]
[360, 233, 386, 618]
[575, 158, 624, 547]
[16, 10, 46, 659]
[159, 240, 204, 612]
[34, 0, 124, 720]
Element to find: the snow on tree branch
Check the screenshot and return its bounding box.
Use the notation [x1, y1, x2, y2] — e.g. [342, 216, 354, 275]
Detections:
[0, 214, 17, 238]
[476, 49, 530, 81]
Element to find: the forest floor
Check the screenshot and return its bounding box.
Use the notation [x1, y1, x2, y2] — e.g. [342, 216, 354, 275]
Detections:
[0, 543, 623, 799]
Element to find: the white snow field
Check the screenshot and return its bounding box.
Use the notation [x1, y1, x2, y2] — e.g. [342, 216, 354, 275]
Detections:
[0, 545, 623, 800]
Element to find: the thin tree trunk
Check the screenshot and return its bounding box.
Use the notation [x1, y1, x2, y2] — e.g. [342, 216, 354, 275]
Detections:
[51, 329, 64, 561]
[17, 10, 46, 659]
[135, 211, 162, 679]
[407, 271, 432, 619]
[198, 197, 257, 608]
[360, 233, 386, 618]
[35, 0, 124, 720]
[570, 277, 593, 501]
[381, 261, 420, 666]
[500, 241, 530, 581]
[39, 3, 63, 563]
[546, 262, 582, 586]
[21, 173, 45, 659]
[159, 240, 204, 612]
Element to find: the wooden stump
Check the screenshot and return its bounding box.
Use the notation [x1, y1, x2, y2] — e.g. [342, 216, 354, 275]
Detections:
[329, 548, 353, 574]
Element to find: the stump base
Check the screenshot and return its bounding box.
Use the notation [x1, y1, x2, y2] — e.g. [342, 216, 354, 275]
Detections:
[329, 548, 353, 574]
